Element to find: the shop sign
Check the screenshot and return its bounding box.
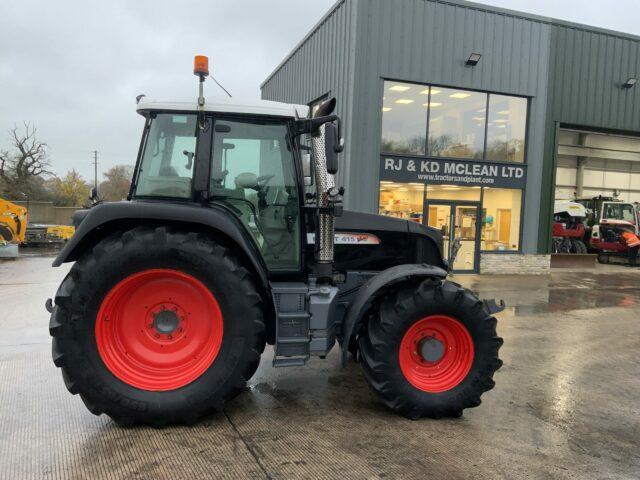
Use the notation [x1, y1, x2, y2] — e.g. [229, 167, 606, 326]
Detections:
[380, 156, 527, 189]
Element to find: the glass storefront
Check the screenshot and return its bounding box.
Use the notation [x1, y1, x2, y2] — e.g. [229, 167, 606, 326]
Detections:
[480, 188, 522, 251]
[379, 80, 528, 272]
[486, 95, 527, 162]
[379, 181, 424, 222]
[428, 87, 487, 159]
[379, 184, 522, 255]
[381, 81, 528, 162]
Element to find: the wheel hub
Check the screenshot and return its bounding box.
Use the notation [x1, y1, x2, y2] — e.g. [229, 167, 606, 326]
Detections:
[398, 315, 475, 393]
[153, 309, 180, 334]
[95, 269, 224, 391]
[419, 336, 445, 363]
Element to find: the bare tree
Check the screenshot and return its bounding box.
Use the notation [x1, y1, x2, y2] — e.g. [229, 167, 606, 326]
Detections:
[0, 122, 53, 198]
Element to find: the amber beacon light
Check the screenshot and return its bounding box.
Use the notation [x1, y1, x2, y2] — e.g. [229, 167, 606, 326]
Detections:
[194, 55, 209, 77]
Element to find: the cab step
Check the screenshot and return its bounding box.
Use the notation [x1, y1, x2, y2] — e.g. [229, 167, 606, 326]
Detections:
[271, 283, 310, 367]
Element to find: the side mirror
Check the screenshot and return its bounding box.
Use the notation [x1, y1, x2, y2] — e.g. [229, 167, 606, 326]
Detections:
[324, 123, 340, 175]
[302, 152, 313, 186]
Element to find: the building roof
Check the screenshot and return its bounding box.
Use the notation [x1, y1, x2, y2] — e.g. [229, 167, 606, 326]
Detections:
[261, 0, 640, 89]
[136, 96, 309, 118]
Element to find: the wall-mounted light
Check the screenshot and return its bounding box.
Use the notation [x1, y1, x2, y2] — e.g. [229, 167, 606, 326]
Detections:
[466, 53, 482, 66]
[622, 78, 637, 88]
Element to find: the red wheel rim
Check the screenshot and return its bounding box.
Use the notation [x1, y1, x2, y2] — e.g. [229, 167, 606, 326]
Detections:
[95, 269, 223, 391]
[398, 315, 474, 393]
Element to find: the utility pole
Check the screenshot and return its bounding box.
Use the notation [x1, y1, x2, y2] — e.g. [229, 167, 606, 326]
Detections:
[92, 150, 98, 192]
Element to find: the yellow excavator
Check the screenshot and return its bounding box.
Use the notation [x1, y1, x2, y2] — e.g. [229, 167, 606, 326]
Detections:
[1, 198, 76, 253]
[0, 198, 28, 245]
[0, 198, 28, 258]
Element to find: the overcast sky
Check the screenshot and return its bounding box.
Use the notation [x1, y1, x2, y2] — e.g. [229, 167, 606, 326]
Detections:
[1, 0, 639, 182]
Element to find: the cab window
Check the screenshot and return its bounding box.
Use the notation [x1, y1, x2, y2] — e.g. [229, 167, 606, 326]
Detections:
[210, 118, 300, 270]
[603, 203, 636, 223]
[135, 114, 197, 198]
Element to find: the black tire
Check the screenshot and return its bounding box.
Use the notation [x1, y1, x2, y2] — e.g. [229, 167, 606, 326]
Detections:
[358, 278, 503, 419]
[49, 226, 266, 426]
[597, 253, 610, 264]
[0, 224, 14, 242]
[571, 239, 587, 254]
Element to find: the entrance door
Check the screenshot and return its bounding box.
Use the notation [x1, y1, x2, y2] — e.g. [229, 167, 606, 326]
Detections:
[498, 209, 511, 244]
[424, 201, 480, 272]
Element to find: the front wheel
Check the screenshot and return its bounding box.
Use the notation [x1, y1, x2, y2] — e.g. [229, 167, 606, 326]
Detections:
[571, 239, 587, 254]
[358, 279, 503, 419]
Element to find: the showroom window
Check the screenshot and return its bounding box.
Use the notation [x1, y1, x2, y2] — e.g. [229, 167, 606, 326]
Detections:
[380, 82, 428, 155]
[486, 95, 527, 163]
[427, 87, 486, 159]
[480, 188, 522, 251]
[380, 80, 528, 162]
[426, 185, 481, 201]
[378, 181, 424, 222]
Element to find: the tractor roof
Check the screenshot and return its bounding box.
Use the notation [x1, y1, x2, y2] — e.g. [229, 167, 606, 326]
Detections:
[136, 97, 309, 119]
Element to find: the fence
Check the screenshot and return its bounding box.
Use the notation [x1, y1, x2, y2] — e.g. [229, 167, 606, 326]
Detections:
[10, 201, 80, 226]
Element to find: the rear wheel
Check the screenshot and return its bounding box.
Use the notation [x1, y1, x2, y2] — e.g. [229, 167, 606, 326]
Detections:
[50, 226, 266, 426]
[358, 279, 502, 419]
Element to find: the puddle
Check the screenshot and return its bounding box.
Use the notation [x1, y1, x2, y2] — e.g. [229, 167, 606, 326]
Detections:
[511, 288, 640, 315]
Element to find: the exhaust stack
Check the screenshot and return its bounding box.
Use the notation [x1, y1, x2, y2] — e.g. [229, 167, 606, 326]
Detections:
[311, 122, 337, 277]
[309, 98, 342, 280]
[291, 97, 343, 280]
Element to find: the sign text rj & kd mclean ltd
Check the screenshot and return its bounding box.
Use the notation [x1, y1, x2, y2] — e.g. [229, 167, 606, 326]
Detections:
[379, 156, 527, 189]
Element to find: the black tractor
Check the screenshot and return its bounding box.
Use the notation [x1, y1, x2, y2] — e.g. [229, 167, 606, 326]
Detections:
[47, 57, 503, 426]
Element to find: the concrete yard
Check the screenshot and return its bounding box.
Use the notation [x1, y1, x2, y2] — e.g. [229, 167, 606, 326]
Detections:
[1, 254, 639, 479]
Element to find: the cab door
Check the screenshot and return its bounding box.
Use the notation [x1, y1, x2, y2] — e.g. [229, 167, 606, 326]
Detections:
[208, 116, 302, 272]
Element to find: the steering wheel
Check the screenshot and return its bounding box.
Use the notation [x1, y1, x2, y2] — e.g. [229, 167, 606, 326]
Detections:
[257, 174, 275, 189]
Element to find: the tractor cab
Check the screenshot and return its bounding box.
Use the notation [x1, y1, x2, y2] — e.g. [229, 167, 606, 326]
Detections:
[131, 98, 308, 271]
[573, 195, 640, 258]
[575, 196, 639, 232]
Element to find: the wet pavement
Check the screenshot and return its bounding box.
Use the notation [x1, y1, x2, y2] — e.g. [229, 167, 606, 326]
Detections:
[1, 256, 639, 479]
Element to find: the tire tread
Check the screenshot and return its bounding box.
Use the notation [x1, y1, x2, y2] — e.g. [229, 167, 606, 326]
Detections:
[49, 225, 266, 426]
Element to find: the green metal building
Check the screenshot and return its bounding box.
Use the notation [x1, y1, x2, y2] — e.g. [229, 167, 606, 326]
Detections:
[261, 0, 640, 273]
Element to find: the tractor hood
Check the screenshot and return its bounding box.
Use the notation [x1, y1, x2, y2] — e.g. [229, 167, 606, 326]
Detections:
[329, 210, 446, 272]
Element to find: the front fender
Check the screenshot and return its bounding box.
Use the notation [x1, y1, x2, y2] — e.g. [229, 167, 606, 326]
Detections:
[340, 264, 448, 366]
[52, 200, 269, 287]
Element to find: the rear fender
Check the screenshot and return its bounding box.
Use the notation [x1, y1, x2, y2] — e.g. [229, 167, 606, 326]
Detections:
[340, 264, 447, 366]
[52, 201, 270, 287]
